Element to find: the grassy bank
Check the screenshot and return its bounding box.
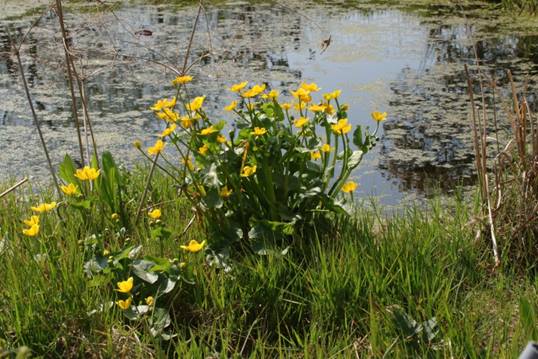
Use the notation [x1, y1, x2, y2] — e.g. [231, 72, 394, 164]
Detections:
[0, 169, 536, 358]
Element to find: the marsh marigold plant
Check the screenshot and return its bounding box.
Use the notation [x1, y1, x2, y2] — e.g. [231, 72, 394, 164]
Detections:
[138, 78, 382, 249]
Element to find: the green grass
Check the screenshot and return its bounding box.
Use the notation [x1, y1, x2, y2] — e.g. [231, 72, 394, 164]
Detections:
[0, 169, 537, 358]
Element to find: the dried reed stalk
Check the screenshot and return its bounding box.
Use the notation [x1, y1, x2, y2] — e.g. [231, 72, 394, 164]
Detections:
[55, 0, 85, 165]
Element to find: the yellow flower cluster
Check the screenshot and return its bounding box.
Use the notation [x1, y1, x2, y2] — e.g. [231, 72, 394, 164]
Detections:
[23, 201, 56, 237]
[116, 277, 134, 310]
[31, 202, 57, 213]
[22, 215, 40, 237]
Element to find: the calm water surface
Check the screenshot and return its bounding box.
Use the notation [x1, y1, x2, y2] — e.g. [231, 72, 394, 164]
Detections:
[1, 1, 538, 205]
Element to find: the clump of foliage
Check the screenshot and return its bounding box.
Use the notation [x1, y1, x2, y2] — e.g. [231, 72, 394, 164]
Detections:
[140, 76, 385, 250]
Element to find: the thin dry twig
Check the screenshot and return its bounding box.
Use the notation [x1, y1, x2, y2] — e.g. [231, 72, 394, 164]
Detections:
[7, 27, 62, 196]
[0, 178, 28, 199]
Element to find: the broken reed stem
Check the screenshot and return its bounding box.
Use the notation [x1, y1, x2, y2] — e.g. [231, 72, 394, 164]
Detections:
[507, 71, 526, 164]
[491, 75, 501, 154]
[464, 64, 485, 198]
[0, 178, 28, 199]
[56, 0, 85, 166]
[135, 3, 203, 224]
[8, 29, 62, 197]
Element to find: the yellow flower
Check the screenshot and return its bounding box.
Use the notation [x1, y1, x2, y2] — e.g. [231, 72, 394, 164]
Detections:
[219, 185, 233, 198]
[116, 277, 134, 293]
[145, 296, 155, 306]
[321, 144, 331, 153]
[331, 118, 352, 135]
[23, 224, 40, 237]
[268, 89, 279, 99]
[111, 213, 120, 222]
[160, 124, 177, 138]
[187, 96, 205, 112]
[148, 208, 161, 220]
[103, 249, 110, 256]
[229, 81, 248, 92]
[23, 215, 40, 227]
[116, 297, 132, 310]
[60, 183, 79, 196]
[198, 143, 209, 156]
[172, 75, 193, 86]
[262, 89, 279, 100]
[371, 111, 387, 122]
[246, 103, 256, 111]
[311, 151, 321, 160]
[31, 202, 57, 213]
[242, 84, 266, 98]
[216, 135, 227, 144]
[309, 104, 326, 112]
[180, 116, 193, 128]
[294, 117, 309, 128]
[323, 90, 341, 101]
[240, 165, 257, 177]
[75, 166, 100, 181]
[157, 108, 179, 123]
[148, 139, 165, 156]
[200, 126, 217, 136]
[252, 127, 267, 136]
[341, 181, 358, 193]
[324, 104, 335, 115]
[300, 82, 320, 92]
[180, 239, 207, 253]
[150, 97, 176, 112]
[291, 87, 312, 103]
[341, 104, 349, 111]
[224, 100, 237, 111]
[281, 103, 291, 111]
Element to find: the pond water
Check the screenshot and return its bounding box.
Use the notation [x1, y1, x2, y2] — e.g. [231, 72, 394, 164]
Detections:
[1, 0, 538, 205]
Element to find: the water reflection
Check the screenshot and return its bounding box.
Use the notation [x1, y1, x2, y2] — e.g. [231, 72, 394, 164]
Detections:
[1, 1, 538, 205]
[382, 19, 538, 194]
